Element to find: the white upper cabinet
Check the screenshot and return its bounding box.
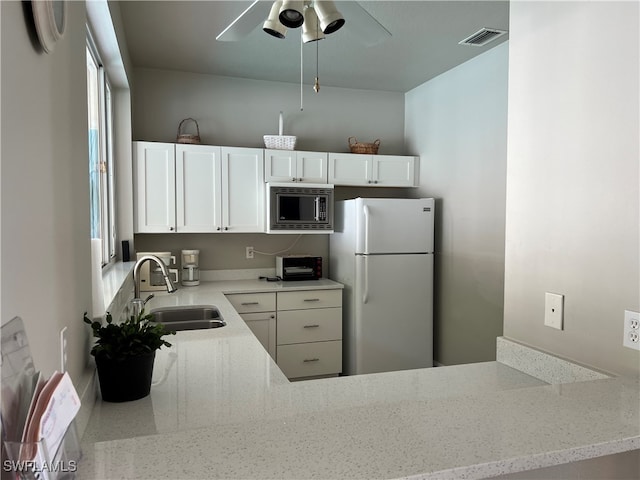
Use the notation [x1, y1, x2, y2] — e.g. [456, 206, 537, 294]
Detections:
[264, 150, 328, 183]
[372, 155, 418, 187]
[327, 153, 370, 186]
[328, 153, 418, 187]
[175, 144, 222, 233]
[222, 147, 265, 233]
[134, 143, 265, 234]
[134, 142, 176, 233]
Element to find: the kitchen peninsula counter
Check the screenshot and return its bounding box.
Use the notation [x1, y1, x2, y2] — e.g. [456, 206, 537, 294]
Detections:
[80, 281, 640, 479]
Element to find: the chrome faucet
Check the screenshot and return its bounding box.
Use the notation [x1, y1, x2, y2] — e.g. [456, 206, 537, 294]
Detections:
[133, 254, 177, 299]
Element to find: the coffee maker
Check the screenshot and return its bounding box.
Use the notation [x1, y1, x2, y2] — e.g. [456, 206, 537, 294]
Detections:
[181, 249, 200, 286]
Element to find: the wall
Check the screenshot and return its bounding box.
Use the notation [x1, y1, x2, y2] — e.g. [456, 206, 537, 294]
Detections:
[404, 43, 509, 365]
[132, 68, 405, 154]
[1, 1, 91, 387]
[504, 1, 639, 377]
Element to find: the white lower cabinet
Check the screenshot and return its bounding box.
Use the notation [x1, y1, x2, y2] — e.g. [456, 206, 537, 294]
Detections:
[226, 292, 276, 360]
[240, 312, 277, 361]
[226, 288, 343, 380]
[276, 341, 342, 380]
[276, 289, 342, 380]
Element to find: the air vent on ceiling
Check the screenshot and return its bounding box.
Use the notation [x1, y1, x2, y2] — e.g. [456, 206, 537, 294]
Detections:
[459, 28, 507, 47]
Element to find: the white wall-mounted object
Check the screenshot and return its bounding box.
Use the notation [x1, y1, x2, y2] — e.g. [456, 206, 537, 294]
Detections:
[32, 0, 66, 53]
[623, 310, 640, 350]
[544, 292, 564, 330]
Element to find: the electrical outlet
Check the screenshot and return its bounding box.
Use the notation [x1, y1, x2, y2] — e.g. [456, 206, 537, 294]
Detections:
[60, 327, 68, 372]
[623, 310, 640, 350]
[246, 246, 254, 259]
[544, 292, 564, 330]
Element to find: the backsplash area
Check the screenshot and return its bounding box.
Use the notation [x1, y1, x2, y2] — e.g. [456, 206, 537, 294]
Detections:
[133, 233, 329, 272]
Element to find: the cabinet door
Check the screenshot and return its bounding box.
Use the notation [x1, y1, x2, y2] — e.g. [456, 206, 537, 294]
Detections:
[134, 142, 176, 233]
[221, 147, 265, 232]
[240, 312, 277, 360]
[296, 151, 328, 183]
[264, 150, 296, 182]
[372, 156, 417, 187]
[175, 144, 222, 233]
[328, 153, 371, 186]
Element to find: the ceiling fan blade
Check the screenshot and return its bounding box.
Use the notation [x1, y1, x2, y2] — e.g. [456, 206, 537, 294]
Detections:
[216, 0, 273, 42]
[336, 1, 392, 47]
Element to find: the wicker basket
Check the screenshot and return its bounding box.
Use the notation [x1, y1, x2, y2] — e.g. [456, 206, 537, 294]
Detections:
[176, 118, 201, 144]
[263, 135, 297, 151]
[348, 137, 380, 154]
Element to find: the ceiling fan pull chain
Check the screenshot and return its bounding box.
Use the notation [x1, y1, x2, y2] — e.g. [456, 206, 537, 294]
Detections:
[313, 17, 320, 93]
[300, 30, 304, 111]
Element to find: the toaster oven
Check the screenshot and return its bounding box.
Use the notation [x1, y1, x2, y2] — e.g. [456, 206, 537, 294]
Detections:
[276, 255, 322, 281]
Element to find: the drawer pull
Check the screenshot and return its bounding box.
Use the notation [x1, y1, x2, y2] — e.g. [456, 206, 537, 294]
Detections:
[303, 324, 320, 329]
[241, 302, 260, 306]
[303, 358, 320, 363]
[303, 298, 321, 302]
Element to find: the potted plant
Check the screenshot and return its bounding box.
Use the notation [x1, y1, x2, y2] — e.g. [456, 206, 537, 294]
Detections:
[84, 308, 174, 402]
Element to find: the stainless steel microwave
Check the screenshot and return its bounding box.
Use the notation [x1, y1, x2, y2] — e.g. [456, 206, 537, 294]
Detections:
[267, 183, 334, 233]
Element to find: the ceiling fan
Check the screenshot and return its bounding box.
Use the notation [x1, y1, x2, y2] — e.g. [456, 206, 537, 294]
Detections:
[216, 0, 392, 46]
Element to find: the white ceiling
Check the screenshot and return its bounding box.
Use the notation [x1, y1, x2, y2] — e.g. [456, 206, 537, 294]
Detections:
[119, 1, 509, 93]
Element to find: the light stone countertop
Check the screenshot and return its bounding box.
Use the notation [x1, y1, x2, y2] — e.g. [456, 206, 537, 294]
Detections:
[79, 281, 640, 480]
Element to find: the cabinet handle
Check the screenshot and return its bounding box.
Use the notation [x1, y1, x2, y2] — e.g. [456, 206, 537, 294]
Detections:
[298, 178, 303, 182]
[216, 227, 221, 231]
[241, 302, 260, 306]
[292, 177, 297, 182]
[169, 227, 175, 231]
[303, 358, 320, 363]
[224, 227, 229, 231]
[373, 180, 378, 184]
[303, 324, 320, 328]
[303, 298, 320, 302]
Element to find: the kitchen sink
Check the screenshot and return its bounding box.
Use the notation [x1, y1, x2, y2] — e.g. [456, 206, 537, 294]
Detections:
[149, 306, 226, 332]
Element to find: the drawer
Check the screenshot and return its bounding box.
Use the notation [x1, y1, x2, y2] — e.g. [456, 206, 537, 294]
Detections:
[277, 308, 342, 345]
[277, 340, 342, 379]
[277, 289, 341, 311]
[226, 292, 276, 313]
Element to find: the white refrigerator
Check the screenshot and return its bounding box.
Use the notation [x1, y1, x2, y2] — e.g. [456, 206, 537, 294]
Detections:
[329, 198, 434, 375]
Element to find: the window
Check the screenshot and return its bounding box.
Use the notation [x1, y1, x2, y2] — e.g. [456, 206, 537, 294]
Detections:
[87, 35, 116, 265]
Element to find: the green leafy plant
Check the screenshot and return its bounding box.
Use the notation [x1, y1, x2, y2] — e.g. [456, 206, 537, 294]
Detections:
[84, 309, 175, 360]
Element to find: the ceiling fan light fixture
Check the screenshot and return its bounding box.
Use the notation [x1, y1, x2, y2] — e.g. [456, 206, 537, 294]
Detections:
[264, 1, 287, 38]
[314, 0, 345, 34]
[302, 6, 325, 43]
[279, 0, 305, 28]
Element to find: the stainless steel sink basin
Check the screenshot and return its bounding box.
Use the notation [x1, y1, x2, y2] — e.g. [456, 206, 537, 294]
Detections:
[149, 306, 226, 332]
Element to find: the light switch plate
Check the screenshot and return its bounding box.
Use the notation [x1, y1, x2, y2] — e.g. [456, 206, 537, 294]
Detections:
[544, 292, 564, 330]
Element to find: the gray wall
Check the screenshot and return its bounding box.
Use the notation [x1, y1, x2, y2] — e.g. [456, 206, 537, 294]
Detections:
[132, 68, 405, 154]
[1, 2, 92, 387]
[504, 1, 639, 377]
[405, 44, 509, 365]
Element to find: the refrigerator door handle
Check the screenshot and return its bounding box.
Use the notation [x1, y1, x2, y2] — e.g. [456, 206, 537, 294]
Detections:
[363, 255, 369, 304]
[363, 205, 371, 254]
